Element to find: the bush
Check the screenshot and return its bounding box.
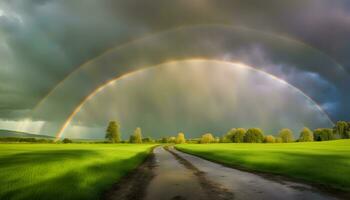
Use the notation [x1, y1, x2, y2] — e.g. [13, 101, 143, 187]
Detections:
[142, 137, 154, 143]
[274, 137, 283, 143]
[313, 128, 334, 141]
[244, 128, 264, 143]
[129, 127, 143, 143]
[299, 127, 314, 142]
[186, 138, 201, 144]
[220, 128, 236, 143]
[175, 132, 186, 144]
[278, 129, 294, 143]
[200, 133, 215, 144]
[167, 136, 176, 143]
[159, 137, 168, 143]
[233, 128, 246, 143]
[62, 138, 73, 143]
[220, 136, 232, 143]
[264, 135, 275, 143]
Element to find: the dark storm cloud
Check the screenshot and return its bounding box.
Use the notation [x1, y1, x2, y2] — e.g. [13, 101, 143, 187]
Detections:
[0, 0, 147, 120]
[0, 0, 349, 125]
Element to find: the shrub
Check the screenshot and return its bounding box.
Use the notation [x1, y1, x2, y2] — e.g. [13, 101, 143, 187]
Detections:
[278, 129, 294, 143]
[220, 136, 231, 143]
[233, 128, 246, 143]
[298, 127, 314, 142]
[220, 128, 236, 143]
[186, 138, 201, 144]
[275, 137, 283, 143]
[200, 133, 215, 144]
[313, 128, 334, 141]
[129, 127, 143, 143]
[264, 135, 275, 143]
[214, 137, 220, 143]
[62, 138, 72, 143]
[168, 136, 176, 143]
[159, 137, 168, 143]
[175, 132, 186, 144]
[244, 128, 264, 143]
[142, 137, 153, 143]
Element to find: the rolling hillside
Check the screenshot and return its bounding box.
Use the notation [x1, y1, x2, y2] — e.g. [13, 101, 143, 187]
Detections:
[0, 129, 54, 139]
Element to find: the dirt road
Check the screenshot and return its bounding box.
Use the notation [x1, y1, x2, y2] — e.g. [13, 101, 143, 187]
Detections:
[105, 146, 343, 200]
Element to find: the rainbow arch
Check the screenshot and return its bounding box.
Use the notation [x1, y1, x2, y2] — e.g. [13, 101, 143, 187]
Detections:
[21, 24, 339, 138]
[56, 59, 334, 140]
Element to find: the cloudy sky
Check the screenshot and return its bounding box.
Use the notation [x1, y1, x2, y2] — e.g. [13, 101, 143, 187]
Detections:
[0, 0, 349, 138]
[63, 60, 333, 139]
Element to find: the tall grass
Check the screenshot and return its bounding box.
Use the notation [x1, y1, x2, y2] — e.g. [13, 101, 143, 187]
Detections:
[0, 144, 154, 200]
[176, 140, 350, 191]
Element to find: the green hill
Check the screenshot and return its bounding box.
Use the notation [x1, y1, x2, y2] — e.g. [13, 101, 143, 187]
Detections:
[0, 129, 54, 139]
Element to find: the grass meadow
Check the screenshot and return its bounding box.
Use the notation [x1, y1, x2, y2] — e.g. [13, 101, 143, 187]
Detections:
[0, 144, 155, 200]
[176, 139, 350, 191]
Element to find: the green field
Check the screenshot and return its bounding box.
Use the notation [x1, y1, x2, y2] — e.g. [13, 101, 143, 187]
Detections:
[0, 144, 154, 200]
[176, 140, 350, 191]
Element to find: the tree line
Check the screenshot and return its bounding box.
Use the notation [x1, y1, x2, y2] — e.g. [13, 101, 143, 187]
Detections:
[105, 121, 151, 143]
[104, 121, 350, 144]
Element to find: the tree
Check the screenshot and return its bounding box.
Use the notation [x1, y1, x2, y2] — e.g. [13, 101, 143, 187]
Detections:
[314, 128, 334, 141]
[278, 128, 294, 143]
[233, 128, 246, 143]
[244, 128, 264, 143]
[264, 135, 275, 143]
[298, 127, 313, 142]
[175, 132, 186, 144]
[130, 127, 142, 143]
[105, 121, 121, 143]
[200, 133, 215, 144]
[220, 128, 236, 143]
[333, 121, 350, 139]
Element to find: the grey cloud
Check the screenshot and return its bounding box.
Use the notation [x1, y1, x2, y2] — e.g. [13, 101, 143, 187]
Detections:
[0, 0, 349, 131]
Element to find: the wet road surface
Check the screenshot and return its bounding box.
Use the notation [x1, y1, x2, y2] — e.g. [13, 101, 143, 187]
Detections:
[171, 147, 339, 200]
[106, 146, 343, 200]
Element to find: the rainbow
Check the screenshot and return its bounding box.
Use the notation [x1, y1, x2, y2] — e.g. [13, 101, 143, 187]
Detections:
[17, 24, 339, 139]
[32, 24, 345, 112]
[55, 59, 334, 141]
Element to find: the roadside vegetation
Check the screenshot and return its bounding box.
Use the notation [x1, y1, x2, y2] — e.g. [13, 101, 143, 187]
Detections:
[0, 144, 154, 200]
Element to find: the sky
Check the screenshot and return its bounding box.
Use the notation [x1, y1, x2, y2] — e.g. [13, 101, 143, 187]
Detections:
[63, 60, 333, 139]
[0, 0, 349, 138]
